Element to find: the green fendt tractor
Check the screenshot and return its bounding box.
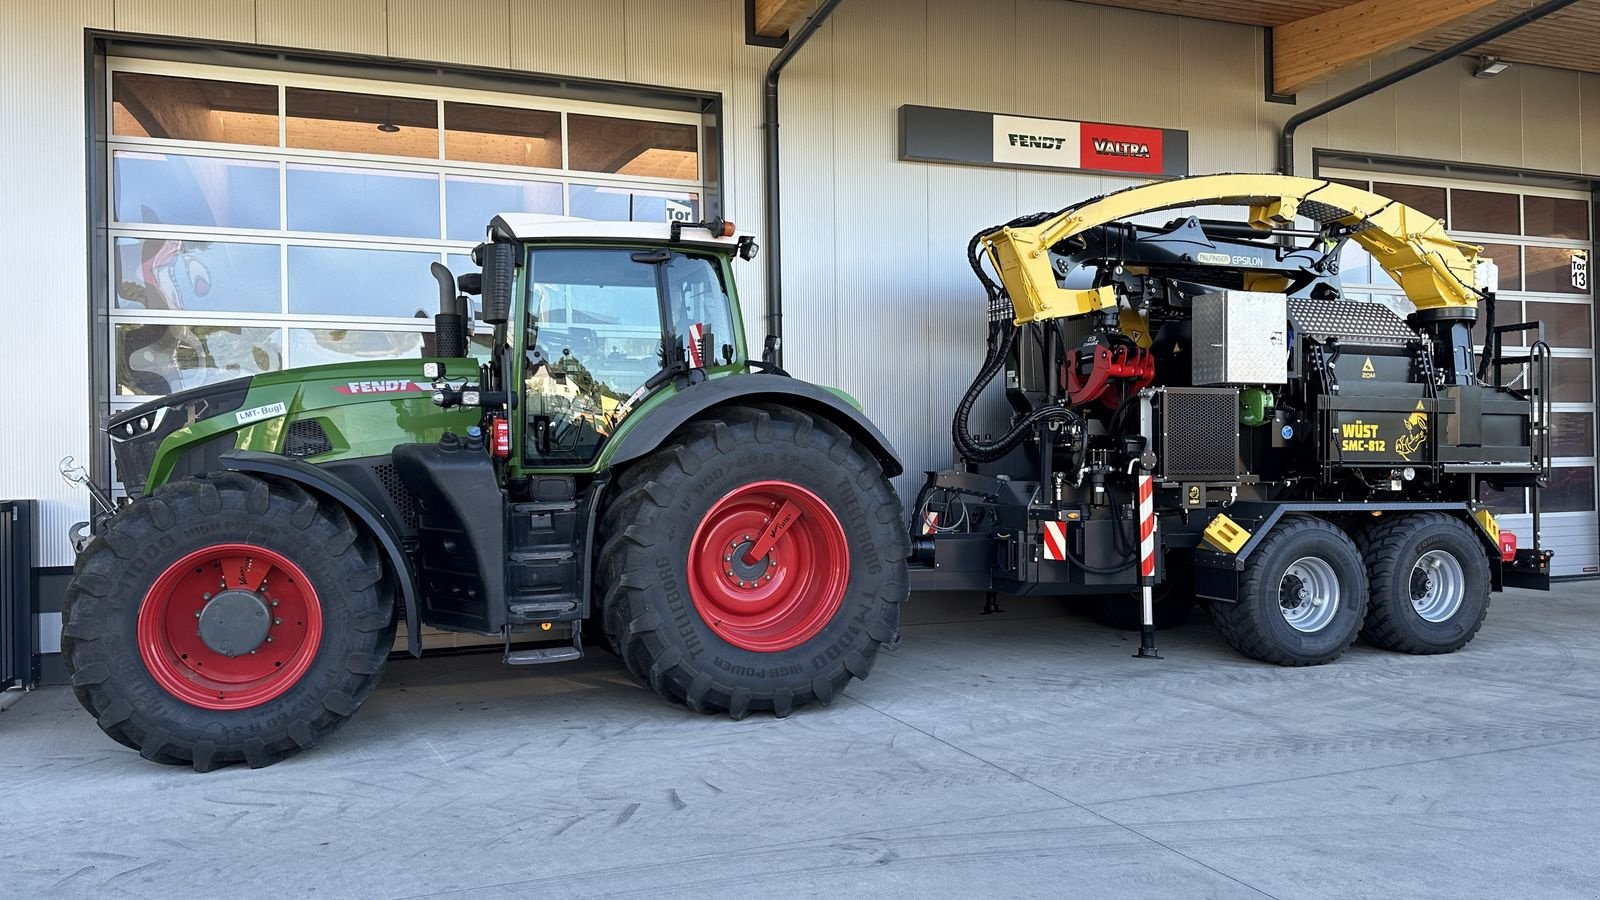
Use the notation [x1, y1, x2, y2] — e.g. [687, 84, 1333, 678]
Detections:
[63, 216, 909, 771]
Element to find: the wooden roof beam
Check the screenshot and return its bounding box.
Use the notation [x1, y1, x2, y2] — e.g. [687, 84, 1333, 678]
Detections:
[1272, 0, 1506, 95]
[754, 0, 813, 38]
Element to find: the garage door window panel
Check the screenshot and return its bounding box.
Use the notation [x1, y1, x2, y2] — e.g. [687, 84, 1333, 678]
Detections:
[1450, 189, 1520, 236]
[288, 245, 440, 318]
[289, 328, 425, 367]
[112, 73, 279, 147]
[1525, 301, 1590, 349]
[444, 102, 562, 169]
[568, 114, 698, 179]
[1474, 297, 1522, 348]
[445, 175, 562, 242]
[115, 237, 280, 314]
[1525, 195, 1589, 241]
[1545, 466, 1597, 513]
[113, 151, 279, 230]
[1524, 245, 1590, 296]
[1373, 181, 1446, 221]
[114, 323, 282, 396]
[570, 184, 698, 223]
[286, 88, 438, 159]
[1548, 356, 1594, 403]
[286, 163, 439, 238]
[1550, 412, 1595, 458]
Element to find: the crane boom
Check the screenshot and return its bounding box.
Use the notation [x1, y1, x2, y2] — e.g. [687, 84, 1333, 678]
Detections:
[981, 173, 1486, 325]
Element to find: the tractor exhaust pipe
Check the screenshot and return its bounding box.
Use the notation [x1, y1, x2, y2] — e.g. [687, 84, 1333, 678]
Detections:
[430, 262, 469, 360]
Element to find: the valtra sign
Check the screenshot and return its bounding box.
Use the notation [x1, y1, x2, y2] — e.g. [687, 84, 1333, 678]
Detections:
[900, 106, 1187, 178]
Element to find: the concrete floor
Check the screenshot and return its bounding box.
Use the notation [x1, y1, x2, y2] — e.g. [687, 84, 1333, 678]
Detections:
[3, 586, 1600, 899]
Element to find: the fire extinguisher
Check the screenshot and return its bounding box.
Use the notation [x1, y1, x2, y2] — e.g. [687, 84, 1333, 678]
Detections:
[490, 414, 511, 459]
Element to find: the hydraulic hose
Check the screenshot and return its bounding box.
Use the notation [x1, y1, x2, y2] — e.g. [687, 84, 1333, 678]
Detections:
[952, 220, 1084, 464]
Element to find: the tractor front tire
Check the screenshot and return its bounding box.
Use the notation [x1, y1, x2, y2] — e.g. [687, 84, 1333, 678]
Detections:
[597, 404, 908, 718]
[61, 473, 394, 771]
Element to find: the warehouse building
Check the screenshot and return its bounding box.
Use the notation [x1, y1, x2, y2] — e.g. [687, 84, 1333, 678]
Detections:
[3, 0, 1598, 685]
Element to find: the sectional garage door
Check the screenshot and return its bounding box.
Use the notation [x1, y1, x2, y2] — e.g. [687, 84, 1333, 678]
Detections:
[1325, 168, 1597, 577]
[104, 58, 707, 490]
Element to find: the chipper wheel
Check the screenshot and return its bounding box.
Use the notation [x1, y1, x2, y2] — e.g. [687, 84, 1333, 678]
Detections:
[596, 404, 908, 718]
[1209, 516, 1367, 666]
[1356, 513, 1491, 654]
[61, 473, 395, 771]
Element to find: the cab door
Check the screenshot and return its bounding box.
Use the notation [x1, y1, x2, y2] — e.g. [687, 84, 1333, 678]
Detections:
[515, 246, 735, 469]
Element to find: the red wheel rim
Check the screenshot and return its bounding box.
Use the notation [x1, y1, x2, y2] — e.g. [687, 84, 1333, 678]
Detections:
[136, 543, 323, 710]
[687, 480, 850, 652]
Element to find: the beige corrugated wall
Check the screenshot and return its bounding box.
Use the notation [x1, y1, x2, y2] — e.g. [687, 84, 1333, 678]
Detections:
[3, 0, 1600, 565]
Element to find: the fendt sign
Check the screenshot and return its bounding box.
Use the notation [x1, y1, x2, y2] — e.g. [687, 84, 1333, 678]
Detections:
[899, 105, 1187, 177]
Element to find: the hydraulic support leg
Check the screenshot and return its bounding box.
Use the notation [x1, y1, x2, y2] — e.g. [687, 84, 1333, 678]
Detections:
[1134, 390, 1161, 659]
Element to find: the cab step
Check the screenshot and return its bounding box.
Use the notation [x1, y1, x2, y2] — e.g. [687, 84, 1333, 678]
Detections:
[502, 625, 582, 666]
[504, 645, 582, 666]
[507, 598, 579, 622]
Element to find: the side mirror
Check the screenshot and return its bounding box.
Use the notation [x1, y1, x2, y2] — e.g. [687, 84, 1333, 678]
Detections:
[475, 241, 518, 325]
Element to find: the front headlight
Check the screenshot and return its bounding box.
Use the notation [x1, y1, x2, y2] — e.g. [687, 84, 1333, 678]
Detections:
[110, 405, 169, 442]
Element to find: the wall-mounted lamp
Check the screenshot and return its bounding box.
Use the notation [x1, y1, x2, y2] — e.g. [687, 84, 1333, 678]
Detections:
[1473, 56, 1512, 78]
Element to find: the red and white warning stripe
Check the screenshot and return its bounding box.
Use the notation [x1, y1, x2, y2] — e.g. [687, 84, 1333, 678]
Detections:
[1138, 474, 1156, 578]
[1042, 520, 1068, 562]
[687, 322, 705, 368]
[919, 510, 941, 535]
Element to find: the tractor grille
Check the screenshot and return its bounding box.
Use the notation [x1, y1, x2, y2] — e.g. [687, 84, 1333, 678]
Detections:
[374, 462, 418, 530]
[1158, 388, 1241, 481]
[283, 419, 334, 458]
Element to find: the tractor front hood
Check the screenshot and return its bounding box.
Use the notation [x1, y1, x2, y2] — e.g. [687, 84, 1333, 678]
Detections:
[112, 358, 481, 498]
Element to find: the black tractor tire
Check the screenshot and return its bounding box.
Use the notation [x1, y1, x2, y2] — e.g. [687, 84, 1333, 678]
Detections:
[1209, 516, 1367, 666]
[595, 403, 908, 718]
[1358, 513, 1491, 654]
[60, 473, 395, 771]
[1091, 556, 1194, 631]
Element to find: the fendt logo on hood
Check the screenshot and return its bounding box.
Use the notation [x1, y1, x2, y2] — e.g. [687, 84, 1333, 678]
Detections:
[334, 379, 425, 396]
[1091, 138, 1151, 158]
[1008, 133, 1068, 150]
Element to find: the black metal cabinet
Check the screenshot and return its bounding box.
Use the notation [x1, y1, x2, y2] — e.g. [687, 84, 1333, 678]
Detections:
[1, 499, 37, 689]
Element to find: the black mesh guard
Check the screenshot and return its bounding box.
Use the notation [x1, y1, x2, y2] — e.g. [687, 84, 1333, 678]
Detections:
[283, 419, 334, 458]
[1158, 389, 1241, 482]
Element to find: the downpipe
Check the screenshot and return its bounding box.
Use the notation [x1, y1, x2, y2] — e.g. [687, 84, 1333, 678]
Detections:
[762, 0, 844, 368]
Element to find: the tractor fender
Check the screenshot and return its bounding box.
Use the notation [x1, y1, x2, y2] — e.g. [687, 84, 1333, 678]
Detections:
[607, 373, 902, 477]
[219, 450, 423, 657]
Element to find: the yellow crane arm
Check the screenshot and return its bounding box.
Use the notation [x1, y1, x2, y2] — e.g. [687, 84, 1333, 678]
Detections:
[982, 173, 1485, 325]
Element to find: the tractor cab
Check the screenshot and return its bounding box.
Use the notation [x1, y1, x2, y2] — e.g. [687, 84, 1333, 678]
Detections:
[400, 216, 763, 659]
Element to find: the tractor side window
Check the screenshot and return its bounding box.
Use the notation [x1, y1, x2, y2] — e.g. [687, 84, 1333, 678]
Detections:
[522, 248, 663, 464]
[666, 253, 737, 366]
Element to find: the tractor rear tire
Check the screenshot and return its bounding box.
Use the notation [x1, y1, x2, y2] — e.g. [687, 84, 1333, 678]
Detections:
[596, 404, 908, 718]
[61, 473, 394, 771]
[1359, 513, 1491, 654]
[1209, 516, 1367, 666]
